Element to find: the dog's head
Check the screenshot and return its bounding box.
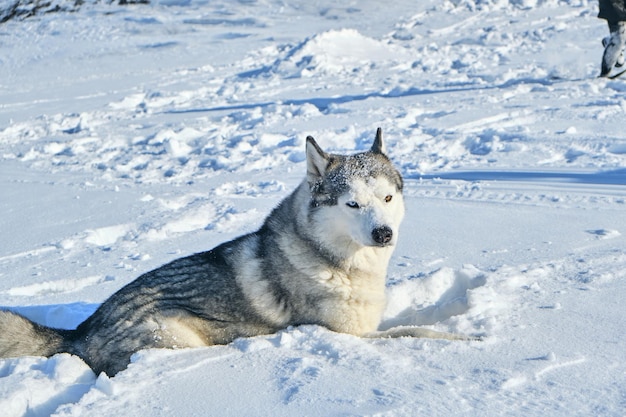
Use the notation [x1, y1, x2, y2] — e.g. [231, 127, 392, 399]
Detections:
[305, 128, 405, 250]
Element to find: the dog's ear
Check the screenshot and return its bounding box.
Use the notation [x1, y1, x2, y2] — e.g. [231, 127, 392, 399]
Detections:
[371, 127, 386, 155]
[306, 136, 329, 186]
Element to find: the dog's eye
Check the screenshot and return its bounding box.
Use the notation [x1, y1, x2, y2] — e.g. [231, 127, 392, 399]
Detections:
[346, 201, 360, 209]
[384, 195, 392, 203]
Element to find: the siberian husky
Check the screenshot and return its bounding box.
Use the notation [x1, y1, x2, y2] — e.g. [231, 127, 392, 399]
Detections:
[0, 128, 471, 375]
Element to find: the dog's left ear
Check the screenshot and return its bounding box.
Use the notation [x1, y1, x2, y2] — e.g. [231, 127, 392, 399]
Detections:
[306, 136, 330, 186]
[371, 127, 386, 155]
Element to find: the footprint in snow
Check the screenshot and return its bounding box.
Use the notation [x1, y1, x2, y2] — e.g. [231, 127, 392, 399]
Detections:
[277, 357, 322, 404]
[586, 229, 621, 240]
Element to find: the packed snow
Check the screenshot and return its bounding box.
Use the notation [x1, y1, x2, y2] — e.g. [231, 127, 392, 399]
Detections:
[1, 0, 625, 415]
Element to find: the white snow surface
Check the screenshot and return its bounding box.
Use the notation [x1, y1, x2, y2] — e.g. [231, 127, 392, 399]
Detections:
[1, 0, 626, 415]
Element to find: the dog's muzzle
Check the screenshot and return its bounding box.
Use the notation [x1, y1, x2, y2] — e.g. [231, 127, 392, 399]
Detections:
[372, 226, 393, 246]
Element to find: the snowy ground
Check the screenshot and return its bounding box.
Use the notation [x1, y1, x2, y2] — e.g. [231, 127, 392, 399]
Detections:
[1, 0, 625, 415]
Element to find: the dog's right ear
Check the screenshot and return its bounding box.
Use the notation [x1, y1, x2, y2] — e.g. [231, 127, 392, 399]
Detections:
[371, 127, 386, 155]
[306, 136, 330, 186]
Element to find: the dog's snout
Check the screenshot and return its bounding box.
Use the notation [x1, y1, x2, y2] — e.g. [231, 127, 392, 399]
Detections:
[372, 226, 393, 245]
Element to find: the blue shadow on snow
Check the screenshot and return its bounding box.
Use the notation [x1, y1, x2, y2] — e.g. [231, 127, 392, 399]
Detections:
[416, 169, 626, 186]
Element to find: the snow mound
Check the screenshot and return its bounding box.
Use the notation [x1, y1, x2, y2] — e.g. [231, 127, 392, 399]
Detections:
[251, 29, 409, 78]
[0, 354, 94, 417]
[382, 266, 487, 329]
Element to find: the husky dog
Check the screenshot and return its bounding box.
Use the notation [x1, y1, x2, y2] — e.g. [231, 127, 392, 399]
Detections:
[0, 128, 470, 376]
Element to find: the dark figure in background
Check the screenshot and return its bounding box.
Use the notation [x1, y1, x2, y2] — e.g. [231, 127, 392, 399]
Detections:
[599, 0, 626, 76]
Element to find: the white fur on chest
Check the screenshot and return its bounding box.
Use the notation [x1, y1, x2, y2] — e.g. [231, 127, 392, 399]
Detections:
[312, 258, 388, 335]
[276, 220, 393, 335]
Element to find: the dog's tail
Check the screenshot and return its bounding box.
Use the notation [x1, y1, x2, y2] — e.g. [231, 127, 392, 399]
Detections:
[0, 310, 72, 359]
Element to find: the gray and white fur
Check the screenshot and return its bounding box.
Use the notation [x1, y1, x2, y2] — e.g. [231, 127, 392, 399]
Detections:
[0, 129, 471, 376]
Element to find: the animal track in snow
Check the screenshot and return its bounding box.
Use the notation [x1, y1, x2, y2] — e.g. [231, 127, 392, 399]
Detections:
[277, 357, 322, 404]
[586, 228, 621, 240]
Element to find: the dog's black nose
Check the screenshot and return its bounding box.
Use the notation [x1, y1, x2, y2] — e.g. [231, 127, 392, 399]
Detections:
[372, 226, 393, 245]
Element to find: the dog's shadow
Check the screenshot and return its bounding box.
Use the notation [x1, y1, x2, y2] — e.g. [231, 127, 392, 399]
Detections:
[1, 303, 97, 331]
[379, 267, 487, 331]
